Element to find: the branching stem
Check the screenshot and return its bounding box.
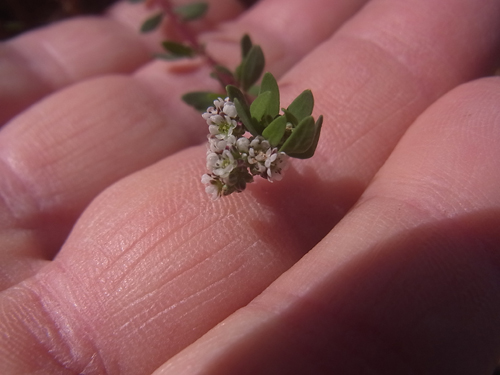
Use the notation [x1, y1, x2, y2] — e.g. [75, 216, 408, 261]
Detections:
[149, 0, 237, 88]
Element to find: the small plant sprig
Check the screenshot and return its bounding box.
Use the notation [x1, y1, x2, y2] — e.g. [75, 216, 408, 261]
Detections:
[200, 37, 323, 199]
[131, 0, 323, 200]
[133, 0, 236, 90]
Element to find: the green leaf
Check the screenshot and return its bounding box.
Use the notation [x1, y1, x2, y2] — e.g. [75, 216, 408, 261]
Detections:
[287, 115, 323, 159]
[154, 53, 187, 61]
[234, 98, 261, 136]
[234, 65, 243, 84]
[226, 85, 248, 107]
[259, 72, 280, 118]
[240, 34, 252, 59]
[174, 2, 209, 22]
[162, 41, 195, 58]
[210, 65, 234, 87]
[140, 13, 163, 33]
[287, 90, 314, 122]
[250, 91, 272, 122]
[262, 116, 287, 147]
[182, 91, 221, 112]
[247, 84, 260, 97]
[280, 116, 316, 154]
[282, 108, 299, 127]
[239, 45, 265, 91]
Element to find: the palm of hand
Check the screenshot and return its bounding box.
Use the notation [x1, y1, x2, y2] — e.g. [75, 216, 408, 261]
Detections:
[1, 0, 500, 374]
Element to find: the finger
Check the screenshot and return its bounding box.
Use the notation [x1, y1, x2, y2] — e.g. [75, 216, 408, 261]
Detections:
[0, 72, 213, 286]
[0, 0, 367, 287]
[0, 0, 244, 125]
[1, 143, 333, 375]
[1, 0, 500, 372]
[200, 0, 369, 74]
[154, 78, 500, 375]
[138, 0, 500, 371]
[133, 0, 370, 103]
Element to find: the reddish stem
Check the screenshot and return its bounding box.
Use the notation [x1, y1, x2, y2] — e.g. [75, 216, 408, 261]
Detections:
[152, 0, 238, 89]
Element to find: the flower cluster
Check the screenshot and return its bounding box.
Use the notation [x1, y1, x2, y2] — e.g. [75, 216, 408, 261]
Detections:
[201, 97, 289, 200]
[131, 9, 323, 201]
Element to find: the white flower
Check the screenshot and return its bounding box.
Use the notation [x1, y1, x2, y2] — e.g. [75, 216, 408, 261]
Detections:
[265, 150, 289, 182]
[201, 174, 212, 184]
[202, 97, 240, 140]
[205, 184, 220, 200]
[245, 137, 289, 181]
[247, 136, 272, 173]
[236, 137, 250, 153]
[208, 118, 237, 140]
[249, 136, 270, 151]
[223, 101, 237, 118]
[208, 135, 236, 153]
[213, 97, 225, 109]
[211, 114, 224, 124]
[202, 107, 214, 118]
[208, 124, 219, 135]
[206, 150, 237, 180]
[201, 174, 222, 200]
[201, 96, 295, 199]
[206, 152, 220, 170]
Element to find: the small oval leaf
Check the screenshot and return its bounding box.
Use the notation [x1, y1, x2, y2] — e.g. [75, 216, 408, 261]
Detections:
[250, 91, 272, 122]
[182, 91, 221, 112]
[154, 53, 186, 61]
[210, 65, 234, 87]
[247, 84, 260, 97]
[234, 98, 260, 136]
[280, 116, 315, 154]
[226, 85, 248, 107]
[262, 116, 287, 147]
[259, 72, 280, 118]
[240, 45, 265, 91]
[286, 115, 323, 159]
[162, 41, 195, 58]
[140, 13, 163, 33]
[287, 90, 314, 121]
[174, 2, 209, 21]
[282, 108, 299, 127]
[241, 34, 253, 59]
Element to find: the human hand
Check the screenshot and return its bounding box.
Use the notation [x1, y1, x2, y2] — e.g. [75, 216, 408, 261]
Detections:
[1, 0, 500, 374]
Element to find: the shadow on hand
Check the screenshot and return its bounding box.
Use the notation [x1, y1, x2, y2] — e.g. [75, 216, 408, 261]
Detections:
[206, 208, 500, 374]
[247, 164, 365, 261]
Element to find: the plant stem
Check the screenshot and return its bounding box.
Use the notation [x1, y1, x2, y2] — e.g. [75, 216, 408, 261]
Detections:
[151, 0, 238, 89]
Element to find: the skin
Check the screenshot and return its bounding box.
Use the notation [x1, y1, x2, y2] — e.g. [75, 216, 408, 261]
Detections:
[0, 0, 500, 374]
